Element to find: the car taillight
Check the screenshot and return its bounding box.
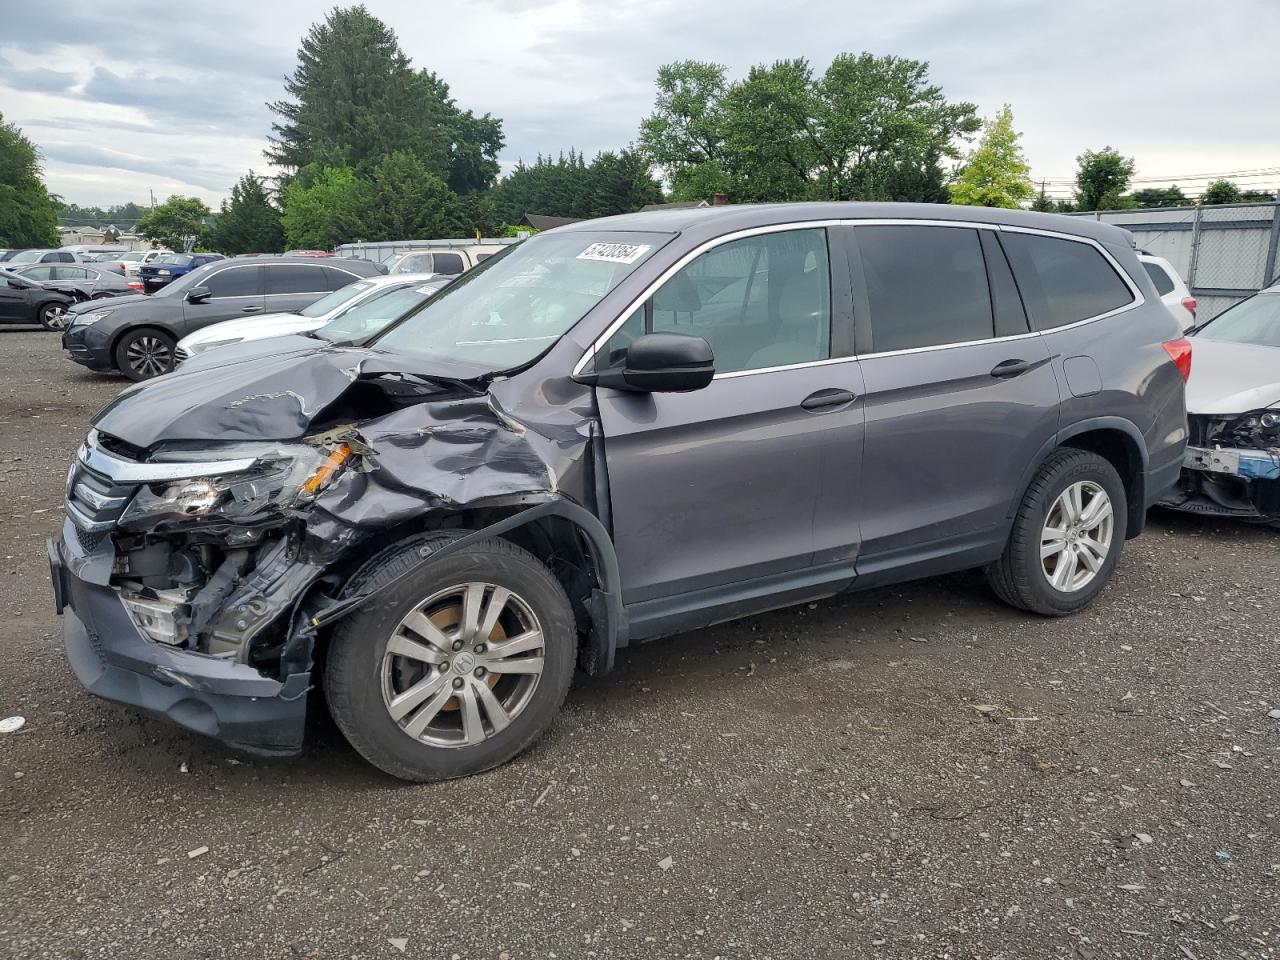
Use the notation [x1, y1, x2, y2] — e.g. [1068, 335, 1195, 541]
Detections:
[1162, 338, 1192, 382]
[1181, 296, 1197, 320]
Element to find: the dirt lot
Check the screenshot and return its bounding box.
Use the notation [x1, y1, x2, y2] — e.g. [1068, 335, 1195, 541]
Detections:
[0, 327, 1277, 960]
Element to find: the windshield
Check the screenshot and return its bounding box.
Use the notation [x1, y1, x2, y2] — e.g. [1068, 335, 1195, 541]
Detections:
[1195, 292, 1280, 347]
[300, 281, 373, 318]
[317, 282, 441, 342]
[7, 250, 42, 264]
[160, 254, 193, 266]
[373, 231, 669, 371]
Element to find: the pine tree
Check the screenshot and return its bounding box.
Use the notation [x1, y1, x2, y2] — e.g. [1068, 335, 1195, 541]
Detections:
[948, 105, 1034, 209]
[207, 172, 284, 254]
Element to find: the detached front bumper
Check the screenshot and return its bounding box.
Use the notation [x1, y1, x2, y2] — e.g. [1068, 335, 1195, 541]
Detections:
[49, 533, 310, 756]
[1158, 445, 1280, 520]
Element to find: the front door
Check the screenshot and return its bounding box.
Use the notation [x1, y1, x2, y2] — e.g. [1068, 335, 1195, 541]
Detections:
[0, 278, 31, 322]
[595, 226, 863, 604]
[180, 264, 265, 334]
[846, 224, 1061, 570]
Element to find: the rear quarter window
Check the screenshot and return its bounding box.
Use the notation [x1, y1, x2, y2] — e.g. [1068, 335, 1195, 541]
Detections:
[1001, 232, 1134, 330]
[1142, 261, 1176, 296]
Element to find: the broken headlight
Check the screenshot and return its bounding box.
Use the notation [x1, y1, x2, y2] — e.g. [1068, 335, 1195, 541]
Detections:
[118, 442, 352, 528]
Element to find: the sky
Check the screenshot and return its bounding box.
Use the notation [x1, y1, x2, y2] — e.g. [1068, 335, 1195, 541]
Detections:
[2, 0, 1279, 215]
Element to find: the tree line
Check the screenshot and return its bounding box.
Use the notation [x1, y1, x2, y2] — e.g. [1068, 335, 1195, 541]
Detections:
[2, 3, 1276, 253]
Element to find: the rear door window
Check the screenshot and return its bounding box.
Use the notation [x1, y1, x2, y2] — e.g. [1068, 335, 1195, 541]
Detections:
[1001, 232, 1135, 330]
[204, 266, 262, 298]
[322, 267, 362, 291]
[1142, 261, 1176, 296]
[266, 264, 328, 295]
[858, 225, 993, 352]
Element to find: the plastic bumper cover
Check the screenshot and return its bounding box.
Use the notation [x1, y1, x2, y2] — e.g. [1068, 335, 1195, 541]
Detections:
[50, 536, 310, 756]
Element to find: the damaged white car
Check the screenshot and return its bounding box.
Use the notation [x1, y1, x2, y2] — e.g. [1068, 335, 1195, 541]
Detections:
[1160, 286, 1280, 525]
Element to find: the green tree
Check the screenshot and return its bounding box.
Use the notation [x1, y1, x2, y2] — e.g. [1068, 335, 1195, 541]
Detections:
[489, 149, 661, 224]
[206, 172, 285, 254]
[948, 105, 1033, 208]
[1030, 183, 1056, 212]
[136, 195, 211, 251]
[0, 113, 60, 248]
[267, 5, 503, 193]
[639, 53, 978, 203]
[1130, 185, 1188, 208]
[1074, 147, 1135, 211]
[351, 151, 472, 240]
[638, 60, 731, 201]
[1239, 189, 1276, 203]
[1201, 179, 1243, 205]
[280, 165, 360, 249]
[587, 149, 663, 218]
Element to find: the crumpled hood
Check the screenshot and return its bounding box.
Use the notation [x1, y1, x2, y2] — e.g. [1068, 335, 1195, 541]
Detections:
[1186, 337, 1280, 415]
[91, 345, 483, 447]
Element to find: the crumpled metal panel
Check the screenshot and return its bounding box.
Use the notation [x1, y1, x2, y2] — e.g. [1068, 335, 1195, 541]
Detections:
[90, 345, 599, 558]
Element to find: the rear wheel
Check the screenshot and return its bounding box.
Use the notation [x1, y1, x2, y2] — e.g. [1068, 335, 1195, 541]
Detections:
[37, 302, 67, 331]
[115, 328, 176, 380]
[324, 532, 577, 782]
[986, 449, 1127, 616]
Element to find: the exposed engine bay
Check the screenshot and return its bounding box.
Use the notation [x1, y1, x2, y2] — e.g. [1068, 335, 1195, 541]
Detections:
[62, 344, 605, 689]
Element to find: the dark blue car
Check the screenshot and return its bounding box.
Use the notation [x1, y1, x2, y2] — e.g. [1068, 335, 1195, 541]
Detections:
[139, 252, 224, 292]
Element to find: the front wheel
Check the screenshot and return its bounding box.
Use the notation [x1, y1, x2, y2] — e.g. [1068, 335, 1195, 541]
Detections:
[114, 328, 176, 380]
[986, 449, 1127, 616]
[38, 302, 67, 330]
[324, 532, 577, 782]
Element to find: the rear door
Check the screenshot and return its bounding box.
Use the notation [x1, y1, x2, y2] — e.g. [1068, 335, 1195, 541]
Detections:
[595, 225, 863, 605]
[264, 263, 332, 313]
[179, 264, 265, 334]
[847, 223, 1060, 573]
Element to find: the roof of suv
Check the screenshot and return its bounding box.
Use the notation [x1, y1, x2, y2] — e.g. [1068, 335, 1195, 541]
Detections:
[565, 202, 1133, 247]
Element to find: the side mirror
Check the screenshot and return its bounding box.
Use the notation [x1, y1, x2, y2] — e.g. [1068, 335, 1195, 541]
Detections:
[583, 332, 715, 393]
[186, 285, 212, 303]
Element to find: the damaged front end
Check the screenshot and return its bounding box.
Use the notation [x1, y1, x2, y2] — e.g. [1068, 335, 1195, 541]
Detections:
[1159, 410, 1280, 523]
[51, 346, 613, 756]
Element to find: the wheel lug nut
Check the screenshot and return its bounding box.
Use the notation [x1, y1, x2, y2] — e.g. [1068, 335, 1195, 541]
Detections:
[440, 661, 450, 672]
[474, 643, 487, 654]
[452, 677, 464, 690]
[474, 667, 486, 678]
[452, 640, 463, 651]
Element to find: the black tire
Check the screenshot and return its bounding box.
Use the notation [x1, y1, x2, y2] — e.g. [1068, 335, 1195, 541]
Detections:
[37, 301, 68, 331]
[986, 449, 1128, 616]
[324, 531, 577, 782]
[114, 327, 176, 381]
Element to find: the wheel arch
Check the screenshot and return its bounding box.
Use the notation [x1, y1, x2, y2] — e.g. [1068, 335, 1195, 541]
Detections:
[1013, 417, 1149, 539]
[328, 499, 626, 676]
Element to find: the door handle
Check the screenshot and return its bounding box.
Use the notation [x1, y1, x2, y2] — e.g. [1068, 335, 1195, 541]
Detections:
[800, 388, 857, 410]
[990, 358, 1032, 379]
[241, 306, 263, 313]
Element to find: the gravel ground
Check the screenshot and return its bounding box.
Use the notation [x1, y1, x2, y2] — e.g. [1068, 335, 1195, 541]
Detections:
[0, 327, 1277, 960]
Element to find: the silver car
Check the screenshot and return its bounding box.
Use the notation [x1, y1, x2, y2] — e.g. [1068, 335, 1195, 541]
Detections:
[9, 263, 132, 300]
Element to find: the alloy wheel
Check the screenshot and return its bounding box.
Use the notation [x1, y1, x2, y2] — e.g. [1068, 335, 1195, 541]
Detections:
[381, 582, 545, 748]
[125, 336, 172, 378]
[42, 304, 66, 330]
[1040, 480, 1114, 592]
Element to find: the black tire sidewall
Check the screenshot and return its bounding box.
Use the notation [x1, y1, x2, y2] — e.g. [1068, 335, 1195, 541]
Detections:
[1013, 452, 1128, 614]
[114, 328, 175, 381]
[324, 537, 576, 781]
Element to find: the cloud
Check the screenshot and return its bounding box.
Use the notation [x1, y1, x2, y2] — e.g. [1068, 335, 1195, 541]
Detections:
[0, 55, 77, 95]
[39, 143, 238, 192]
[80, 66, 275, 134]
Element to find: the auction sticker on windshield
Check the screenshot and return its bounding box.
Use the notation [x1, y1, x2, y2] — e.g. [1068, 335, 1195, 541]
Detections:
[577, 242, 652, 264]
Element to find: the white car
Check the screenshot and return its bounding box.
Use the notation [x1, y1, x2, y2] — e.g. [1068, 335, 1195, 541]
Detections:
[115, 250, 172, 284]
[1138, 252, 1196, 332]
[1158, 285, 1280, 525]
[174, 273, 448, 362]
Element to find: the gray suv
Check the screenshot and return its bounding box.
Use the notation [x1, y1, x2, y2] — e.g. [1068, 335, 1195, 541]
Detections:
[49, 203, 1189, 781]
[61, 256, 383, 380]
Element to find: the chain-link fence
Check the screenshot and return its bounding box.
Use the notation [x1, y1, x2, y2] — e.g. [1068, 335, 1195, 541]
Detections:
[1070, 202, 1280, 320]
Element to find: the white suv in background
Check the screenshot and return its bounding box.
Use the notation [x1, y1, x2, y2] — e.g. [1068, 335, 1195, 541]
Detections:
[1139, 252, 1196, 332]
